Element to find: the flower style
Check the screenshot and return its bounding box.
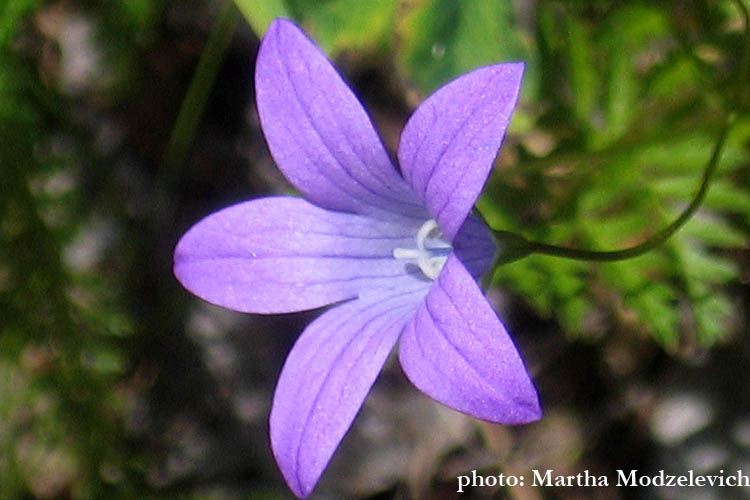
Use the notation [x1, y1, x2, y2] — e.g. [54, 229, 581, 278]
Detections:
[174, 18, 541, 498]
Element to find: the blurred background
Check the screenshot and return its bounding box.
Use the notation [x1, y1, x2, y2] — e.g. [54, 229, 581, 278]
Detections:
[1, 0, 748, 499]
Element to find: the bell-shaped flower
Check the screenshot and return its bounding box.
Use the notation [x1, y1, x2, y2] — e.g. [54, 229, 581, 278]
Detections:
[174, 18, 541, 498]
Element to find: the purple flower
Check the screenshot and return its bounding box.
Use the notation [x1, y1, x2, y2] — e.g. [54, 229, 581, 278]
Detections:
[174, 18, 540, 498]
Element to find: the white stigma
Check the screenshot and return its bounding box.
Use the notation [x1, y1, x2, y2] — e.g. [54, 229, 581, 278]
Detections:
[393, 219, 452, 280]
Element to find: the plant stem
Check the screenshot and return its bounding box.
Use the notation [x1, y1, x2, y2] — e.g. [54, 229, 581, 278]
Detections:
[493, 113, 735, 264]
[159, 0, 240, 188]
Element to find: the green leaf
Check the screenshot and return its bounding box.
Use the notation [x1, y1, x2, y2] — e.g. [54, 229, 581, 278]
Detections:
[395, 0, 460, 93]
[395, 0, 537, 99]
[647, 55, 701, 99]
[600, 255, 662, 293]
[564, 11, 598, 127]
[694, 294, 733, 345]
[597, 6, 668, 145]
[233, 0, 291, 37]
[287, 0, 397, 54]
[452, 0, 538, 100]
[600, 36, 637, 146]
[677, 213, 748, 248]
[680, 246, 739, 284]
[653, 178, 750, 215]
[635, 132, 745, 176]
[606, 5, 669, 48]
[625, 284, 679, 349]
[494, 255, 589, 321]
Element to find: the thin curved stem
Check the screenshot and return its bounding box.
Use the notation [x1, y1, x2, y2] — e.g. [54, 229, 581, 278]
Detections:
[159, 0, 240, 188]
[493, 113, 735, 264]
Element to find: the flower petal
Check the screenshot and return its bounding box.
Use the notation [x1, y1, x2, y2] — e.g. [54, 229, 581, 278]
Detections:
[398, 254, 541, 424]
[397, 63, 524, 240]
[174, 197, 428, 314]
[255, 19, 423, 218]
[270, 292, 419, 498]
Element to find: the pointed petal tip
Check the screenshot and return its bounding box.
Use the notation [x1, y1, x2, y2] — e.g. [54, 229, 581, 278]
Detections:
[273, 461, 311, 499]
[455, 384, 542, 426]
[271, 432, 317, 499]
[505, 60, 525, 74]
[265, 16, 294, 34]
[510, 391, 543, 425]
[265, 18, 307, 50]
[505, 61, 525, 89]
[261, 17, 303, 56]
[504, 374, 543, 425]
[272, 448, 320, 499]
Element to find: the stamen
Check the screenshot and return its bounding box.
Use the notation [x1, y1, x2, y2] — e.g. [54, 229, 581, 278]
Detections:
[393, 219, 452, 280]
[416, 219, 438, 251]
[392, 248, 420, 260]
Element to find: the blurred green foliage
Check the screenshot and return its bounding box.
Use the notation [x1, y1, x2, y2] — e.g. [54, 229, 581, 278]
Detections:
[395, 0, 539, 101]
[1, 1, 158, 498]
[1, 0, 748, 498]
[477, 2, 749, 350]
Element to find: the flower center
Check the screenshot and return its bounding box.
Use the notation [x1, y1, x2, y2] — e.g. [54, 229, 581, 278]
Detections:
[393, 219, 452, 280]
